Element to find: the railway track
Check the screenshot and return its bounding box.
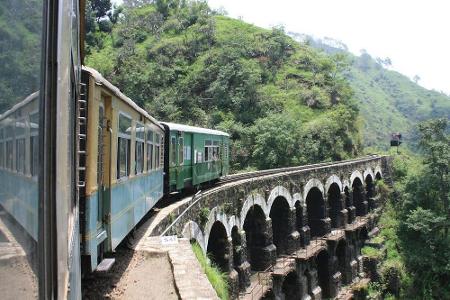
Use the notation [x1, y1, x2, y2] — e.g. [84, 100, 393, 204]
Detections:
[219, 154, 381, 185]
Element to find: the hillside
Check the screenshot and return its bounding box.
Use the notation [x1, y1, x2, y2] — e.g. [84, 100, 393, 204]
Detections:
[291, 33, 450, 150]
[85, 1, 362, 171]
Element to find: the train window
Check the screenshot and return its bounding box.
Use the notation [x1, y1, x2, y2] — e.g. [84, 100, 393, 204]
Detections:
[117, 113, 132, 179]
[0, 0, 45, 295]
[146, 128, 153, 171]
[204, 140, 220, 162]
[5, 124, 14, 170]
[135, 123, 144, 174]
[0, 128, 3, 168]
[30, 112, 39, 177]
[184, 145, 191, 161]
[155, 134, 161, 168]
[170, 136, 176, 166]
[224, 143, 228, 159]
[178, 136, 184, 166]
[15, 119, 26, 174]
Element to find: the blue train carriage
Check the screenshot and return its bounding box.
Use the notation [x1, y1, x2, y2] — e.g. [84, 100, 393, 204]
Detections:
[0, 92, 40, 240]
[161, 122, 230, 193]
[81, 67, 164, 271]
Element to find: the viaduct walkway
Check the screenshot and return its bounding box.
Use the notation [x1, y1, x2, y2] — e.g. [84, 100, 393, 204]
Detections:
[134, 155, 392, 299]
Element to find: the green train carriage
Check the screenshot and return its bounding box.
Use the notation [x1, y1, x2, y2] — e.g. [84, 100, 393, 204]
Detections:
[161, 122, 230, 193]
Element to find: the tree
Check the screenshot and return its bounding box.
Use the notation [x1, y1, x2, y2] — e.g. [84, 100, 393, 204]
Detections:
[413, 75, 421, 84]
[417, 118, 449, 218]
[90, 0, 112, 21]
[396, 118, 450, 298]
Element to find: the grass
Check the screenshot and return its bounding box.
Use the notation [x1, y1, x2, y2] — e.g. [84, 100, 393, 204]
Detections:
[362, 245, 382, 259]
[191, 242, 229, 300]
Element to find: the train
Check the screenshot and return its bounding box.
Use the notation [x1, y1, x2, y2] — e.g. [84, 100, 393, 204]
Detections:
[0, 1, 229, 298]
[80, 67, 229, 272]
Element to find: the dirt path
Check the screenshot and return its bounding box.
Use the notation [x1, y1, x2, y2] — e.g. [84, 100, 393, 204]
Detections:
[83, 248, 179, 300]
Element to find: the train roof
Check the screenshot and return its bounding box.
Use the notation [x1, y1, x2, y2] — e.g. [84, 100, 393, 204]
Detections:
[0, 91, 39, 122]
[82, 66, 163, 130]
[161, 122, 230, 137]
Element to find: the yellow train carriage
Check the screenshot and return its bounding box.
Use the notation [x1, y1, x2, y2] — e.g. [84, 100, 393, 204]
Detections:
[81, 67, 164, 271]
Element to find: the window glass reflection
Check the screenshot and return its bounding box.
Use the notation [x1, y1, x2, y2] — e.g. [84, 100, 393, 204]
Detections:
[0, 0, 44, 298]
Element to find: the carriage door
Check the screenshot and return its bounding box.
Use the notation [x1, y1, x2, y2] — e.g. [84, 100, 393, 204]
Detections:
[97, 104, 106, 234]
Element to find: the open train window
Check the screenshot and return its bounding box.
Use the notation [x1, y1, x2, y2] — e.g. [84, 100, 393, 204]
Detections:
[146, 127, 153, 171]
[135, 122, 144, 174]
[117, 113, 132, 179]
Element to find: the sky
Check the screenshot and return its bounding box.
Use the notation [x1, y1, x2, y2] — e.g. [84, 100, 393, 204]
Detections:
[113, 0, 450, 94]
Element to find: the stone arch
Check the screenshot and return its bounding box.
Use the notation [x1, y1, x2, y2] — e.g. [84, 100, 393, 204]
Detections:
[359, 226, 369, 241]
[342, 179, 350, 191]
[231, 226, 242, 269]
[282, 271, 301, 299]
[293, 192, 304, 208]
[336, 239, 349, 284]
[243, 204, 274, 270]
[240, 193, 268, 228]
[363, 167, 375, 182]
[352, 176, 367, 217]
[365, 173, 375, 211]
[305, 185, 328, 238]
[374, 166, 382, 180]
[343, 185, 354, 224]
[269, 196, 291, 255]
[304, 178, 325, 201]
[228, 215, 239, 233]
[267, 185, 294, 210]
[327, 182, 343, 229]
[206, 221, 230, 272]
[316, 249, 331, 298]
[350, 170, 364, 187]
[182, 220, 206, 252]
[204, 207, 229, 250]
[325, 175, 343, 193]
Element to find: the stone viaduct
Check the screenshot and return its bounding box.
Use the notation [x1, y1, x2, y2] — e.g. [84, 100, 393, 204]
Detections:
[161, 155, 391, 299]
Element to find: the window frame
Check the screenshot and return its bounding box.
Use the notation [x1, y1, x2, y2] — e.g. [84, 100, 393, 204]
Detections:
[0, 126, 4, 169]
[204, 139, 221, 162]
[135, 121, 145, 175]
[117, 112, 132, 180]
[146, 126, 154, 172]
[29, 111, 39, 178]
[155, 133, 161, 169]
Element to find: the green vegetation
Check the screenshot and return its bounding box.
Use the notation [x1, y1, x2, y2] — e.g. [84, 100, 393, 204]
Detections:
[85, 0, 361, 171]
[191, 241, 229, 300]
[366, 118, 449, 299]
[0, 0, 43, 111]
[302, 36, 450, 151]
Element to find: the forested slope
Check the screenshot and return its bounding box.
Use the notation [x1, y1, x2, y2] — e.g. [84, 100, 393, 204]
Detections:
[85, 1, 362, 171]
[296, 35, 450, 150]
